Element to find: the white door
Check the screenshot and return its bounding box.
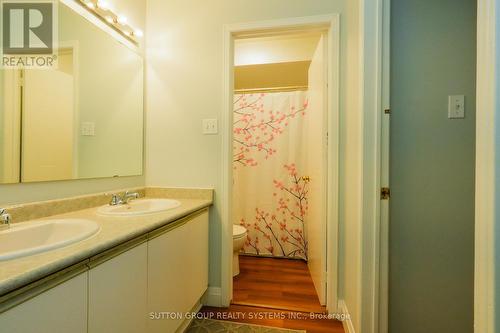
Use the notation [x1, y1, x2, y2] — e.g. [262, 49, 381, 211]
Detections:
[22, 58, 75, 182]
[1, 69, 21, 183]
[306, 35, 328, 305]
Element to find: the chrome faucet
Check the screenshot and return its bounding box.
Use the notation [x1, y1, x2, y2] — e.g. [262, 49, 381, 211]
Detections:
[0, 209, 11, 229]
[109, 191, 140, 206]
[122, 191, 139, 204]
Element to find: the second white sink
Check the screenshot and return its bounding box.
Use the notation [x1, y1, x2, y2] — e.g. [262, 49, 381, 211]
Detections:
[0, 219, 100, 261]
[97, 198, 181, 216]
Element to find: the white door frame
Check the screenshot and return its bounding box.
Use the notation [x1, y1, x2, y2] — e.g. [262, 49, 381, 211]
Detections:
[360, 0, 390, 332]
[378, 0, 391, 331]
[474, 0, 497, 332]
[221, 14, 340, 312]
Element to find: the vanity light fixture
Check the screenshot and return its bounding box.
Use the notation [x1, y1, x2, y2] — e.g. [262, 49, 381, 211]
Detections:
[76, 0, 141, 44]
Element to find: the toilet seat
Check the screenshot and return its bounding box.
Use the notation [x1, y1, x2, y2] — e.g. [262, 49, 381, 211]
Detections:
[233, 225, 247, 239]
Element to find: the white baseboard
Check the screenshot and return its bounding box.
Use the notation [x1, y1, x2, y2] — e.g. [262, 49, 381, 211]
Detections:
[338, 300, 355, 333]
[202, 287, 222, 307]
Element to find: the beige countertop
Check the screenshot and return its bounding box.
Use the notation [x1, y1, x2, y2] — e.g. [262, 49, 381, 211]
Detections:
[0, 198, 212, 297]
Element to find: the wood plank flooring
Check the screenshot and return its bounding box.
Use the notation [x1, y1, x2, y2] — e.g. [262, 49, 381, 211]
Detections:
[199, 256, 344, 333]
[233, 256, 326, 313]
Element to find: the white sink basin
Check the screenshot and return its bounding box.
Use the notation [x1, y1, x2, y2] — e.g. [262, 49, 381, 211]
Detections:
[97, 198, 181, 216]
[0, 219, 100, 261]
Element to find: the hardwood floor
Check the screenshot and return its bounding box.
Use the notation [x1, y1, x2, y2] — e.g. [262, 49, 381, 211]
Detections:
[233, 256, 325, 313]
[197, 256, 344, 332]
[199, 305, 345, 333]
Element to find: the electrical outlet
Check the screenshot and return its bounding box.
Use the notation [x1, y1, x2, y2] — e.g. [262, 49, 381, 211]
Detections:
[202, 119, 218, 134]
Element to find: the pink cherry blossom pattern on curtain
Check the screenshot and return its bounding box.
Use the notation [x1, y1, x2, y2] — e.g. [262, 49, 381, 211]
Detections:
[240, 164, 310, 260]
[233, 93, 309, 168]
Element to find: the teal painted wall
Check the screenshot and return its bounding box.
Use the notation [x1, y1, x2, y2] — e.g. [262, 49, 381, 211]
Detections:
[390, 0, 476, 332]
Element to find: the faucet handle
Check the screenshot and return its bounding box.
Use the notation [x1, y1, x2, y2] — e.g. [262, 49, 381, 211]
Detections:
[108, 193, 123, 206]
[0, 209, 11, 227]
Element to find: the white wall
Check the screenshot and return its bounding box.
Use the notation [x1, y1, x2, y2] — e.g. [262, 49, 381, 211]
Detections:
[0, 0, 147, 205]
[145, 0, 363, 330]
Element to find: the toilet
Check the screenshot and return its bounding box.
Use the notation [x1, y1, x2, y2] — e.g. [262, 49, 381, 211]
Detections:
[232, 225, 248, 277]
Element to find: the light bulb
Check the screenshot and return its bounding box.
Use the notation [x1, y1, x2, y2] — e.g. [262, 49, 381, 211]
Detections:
[97, 0, 109, 10]
[85, 1, 95, 9]
[134, 29, 143, 37]
[117, 16, 127, 24]
[105, 16, 115, 24]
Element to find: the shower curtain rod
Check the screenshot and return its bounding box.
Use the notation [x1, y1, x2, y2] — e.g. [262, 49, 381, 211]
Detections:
[234, 85, 308, 94]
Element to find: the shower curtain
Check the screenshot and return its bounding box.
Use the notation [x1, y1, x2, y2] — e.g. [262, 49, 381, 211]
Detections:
[233, 91, 310, 260]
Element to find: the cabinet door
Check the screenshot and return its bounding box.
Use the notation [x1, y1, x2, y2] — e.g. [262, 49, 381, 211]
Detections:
[147, 222, 190, 333]
[185, 211, 209, 307]
[0, 273, 87, 333]
[147, 210, 209, 333]
[89, 242, 148, 333]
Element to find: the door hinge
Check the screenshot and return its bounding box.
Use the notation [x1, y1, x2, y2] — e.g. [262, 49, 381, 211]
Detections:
[381, 187, 391, 200]
[384, 108, 391, 114]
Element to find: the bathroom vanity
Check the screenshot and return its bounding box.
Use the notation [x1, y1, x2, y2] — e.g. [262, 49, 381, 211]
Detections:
[0, 189, 212, 333]
[0, 2, 212, 332]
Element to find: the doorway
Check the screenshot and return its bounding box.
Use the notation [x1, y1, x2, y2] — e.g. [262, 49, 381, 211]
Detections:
[220, 15, 340, 315]
[232, 32, 327, 312]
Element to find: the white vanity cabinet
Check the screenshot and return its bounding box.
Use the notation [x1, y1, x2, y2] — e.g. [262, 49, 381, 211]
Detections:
[88, 241, 148, 333]
[147, 210, 209, 333]
[0, 208, 209, 333]
[0, 272, 88, 333]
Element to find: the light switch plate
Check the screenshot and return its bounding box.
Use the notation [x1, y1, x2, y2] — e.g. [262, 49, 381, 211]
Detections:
[202, 119, 218, 134]
[448, 95, 465, 119]
[81, 122, 95, 136]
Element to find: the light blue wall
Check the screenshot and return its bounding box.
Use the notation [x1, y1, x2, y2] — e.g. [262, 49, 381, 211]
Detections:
[390, 0, 476, 332]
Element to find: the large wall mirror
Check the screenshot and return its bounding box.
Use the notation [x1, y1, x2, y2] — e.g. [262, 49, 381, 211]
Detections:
[0, 2, 144, 184]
